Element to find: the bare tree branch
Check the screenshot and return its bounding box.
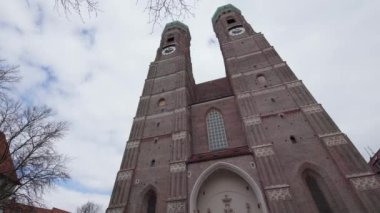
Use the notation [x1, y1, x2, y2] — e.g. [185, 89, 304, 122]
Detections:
[0, 61, 70, 207]
[140, 0, 196, 30]
[55, 0, 99, 19]
[77, 201, 101, 213]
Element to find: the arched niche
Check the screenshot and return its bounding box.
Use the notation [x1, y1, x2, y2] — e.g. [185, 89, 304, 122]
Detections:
[297, 162, 347, 213]
[137, 185, 158, 213]
[189, 162, 268, 213]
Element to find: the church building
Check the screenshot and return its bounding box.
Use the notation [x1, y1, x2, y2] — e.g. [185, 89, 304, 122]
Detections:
[107, 4, 380, 213]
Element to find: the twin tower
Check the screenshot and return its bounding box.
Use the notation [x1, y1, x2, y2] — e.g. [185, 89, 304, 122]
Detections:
[106, 4, 380, 213]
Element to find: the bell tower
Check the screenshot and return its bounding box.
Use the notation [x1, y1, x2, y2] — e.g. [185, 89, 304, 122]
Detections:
[107, 21, 195, 213]
[212, 4, 380, 213]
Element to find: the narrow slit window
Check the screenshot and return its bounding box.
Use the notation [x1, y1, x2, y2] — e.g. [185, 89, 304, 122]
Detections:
[290, 135, 297, 144]
[207, 109, 228, 151]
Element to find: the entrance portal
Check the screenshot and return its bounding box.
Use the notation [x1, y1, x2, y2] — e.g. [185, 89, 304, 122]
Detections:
[196, 169, 263, 213]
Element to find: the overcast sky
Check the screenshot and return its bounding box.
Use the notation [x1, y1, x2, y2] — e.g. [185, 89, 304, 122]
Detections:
[1, 0, 380, 211]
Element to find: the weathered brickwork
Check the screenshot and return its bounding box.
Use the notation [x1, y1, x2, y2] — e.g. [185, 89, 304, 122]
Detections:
[107, 4, 380, 213]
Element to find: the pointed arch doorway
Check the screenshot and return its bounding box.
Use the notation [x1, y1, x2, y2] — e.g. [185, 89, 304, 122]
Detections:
[189, 162, 268, 213]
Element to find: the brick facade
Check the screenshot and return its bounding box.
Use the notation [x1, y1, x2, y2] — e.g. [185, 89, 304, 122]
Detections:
[107, 4, 380, 213]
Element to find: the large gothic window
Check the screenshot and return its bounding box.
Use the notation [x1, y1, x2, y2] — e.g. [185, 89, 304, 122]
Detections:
[207, 110, 228, 151]
[303, 170, 333, 213]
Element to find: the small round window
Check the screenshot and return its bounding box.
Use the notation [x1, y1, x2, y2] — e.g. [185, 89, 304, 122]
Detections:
[158, 98, 166, 107]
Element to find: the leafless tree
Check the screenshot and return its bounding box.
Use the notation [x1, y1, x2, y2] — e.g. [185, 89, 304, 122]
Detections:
[55, 0, 99, 18]
[0, 61, 70, 207]
[141, 0, 195, 28]
[76, 201, 101, 213]
[56, 0, 195, 29]
[0, 60, 20, 100]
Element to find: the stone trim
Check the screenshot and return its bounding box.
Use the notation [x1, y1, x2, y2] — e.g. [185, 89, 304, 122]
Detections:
[230, 62, 286, 79]
[134, 116, 145, 121]
[243, 115, 261, 126]
[265, 185, 292, 201]
[237, 93, 250, 99]
[126, 141, 140, 149]
[286, 80, 302, 88]
[318, 132, 342, 138]
[167, 201, 185, 213]
[139, 87, 187, 100]
[117, 170, 132, 181]
[322, 134, 348, 147]
[174, 107, 186, 113]
[301, 104, 323, 114]
[253, 145, 275, 157]
[170, 162, 186, 173]
[253, 85, 286, 96]
[349, 175, 380, 191]
[346, 172, 375, 179]
[172, 131, 187, 141]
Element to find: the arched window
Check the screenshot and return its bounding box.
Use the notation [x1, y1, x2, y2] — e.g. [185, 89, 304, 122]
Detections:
[303, 170, 333, 213]
[143, 190, 157, 213]
[206, 110, 228, 151]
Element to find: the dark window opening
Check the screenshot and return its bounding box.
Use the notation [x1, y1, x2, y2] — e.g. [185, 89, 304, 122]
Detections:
[147, 191, 156, 213]
[271, 98, 276, 103]
[290, 135, 297, 144]
[167, 37, 174, 42]
[156, 122, 160, 127]
[154, 138, 158, 144]
[227, 18, 236, 24]
[305, 175, 333, 213]
[150, 159, 156, 167]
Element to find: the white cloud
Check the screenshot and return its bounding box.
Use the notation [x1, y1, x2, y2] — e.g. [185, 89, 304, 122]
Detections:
[1, 0, 380, 211]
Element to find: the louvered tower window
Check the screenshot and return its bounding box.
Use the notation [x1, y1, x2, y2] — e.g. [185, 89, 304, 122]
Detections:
[207, 110, 228, 151]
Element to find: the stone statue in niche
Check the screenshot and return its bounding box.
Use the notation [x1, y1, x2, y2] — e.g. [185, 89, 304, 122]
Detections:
[222, 195, 235, 213]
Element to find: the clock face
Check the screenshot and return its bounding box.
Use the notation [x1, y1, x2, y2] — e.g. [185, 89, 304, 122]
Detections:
[228, 26, 246, 36]
[162, 46, 176, 55]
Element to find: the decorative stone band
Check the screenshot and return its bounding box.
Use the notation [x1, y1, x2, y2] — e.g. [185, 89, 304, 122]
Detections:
[253, 85, 286, 96]
[301, 104, 323, 114]
[252, 144, 275, 158]
[174, 107, 186, 113]
[321, 134, 348, 147]
[172, 131, 187, 141]
[126, 141, 140, 149]
[107, 208, 123, 213]
[133, 116, 145, 121]
[286, 81, 302, 88]
[170, 162, 186, 173]
[230, 62, 286, 79]
[167, 201, 185, 213]
[117, 170, 133, 181]
[139, 86, 187, 100]
[265, 184, 292, 201]
[243, 115, 262, 126]
[348, 173, 380, 191]
[140, 96, 149, 100]
[237, 93, 250, 99]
